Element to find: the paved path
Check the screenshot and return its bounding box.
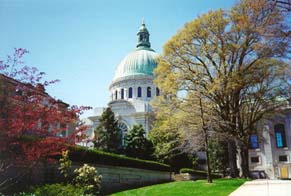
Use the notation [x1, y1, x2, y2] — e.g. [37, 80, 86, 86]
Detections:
[229, 180, 291, 196]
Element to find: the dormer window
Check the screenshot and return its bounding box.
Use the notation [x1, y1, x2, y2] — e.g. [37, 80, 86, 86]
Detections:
[15, 88, 23, 96]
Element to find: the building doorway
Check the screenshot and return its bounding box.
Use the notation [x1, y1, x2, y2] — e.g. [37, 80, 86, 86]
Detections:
[280, 165, 289, 179]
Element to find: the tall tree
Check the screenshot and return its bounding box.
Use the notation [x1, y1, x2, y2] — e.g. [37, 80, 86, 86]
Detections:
[149, 123, 193, 172]
[153, 91, 218, 182]
[0, 48, 89, 191]
[93, 107, 121, 153]
[150, 97, 199, 172]
[270, 0, 291, 12]
[154, 0, 291, 178]
[124, 124, 154, 160]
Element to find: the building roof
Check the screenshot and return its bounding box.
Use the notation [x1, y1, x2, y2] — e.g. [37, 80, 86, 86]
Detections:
[0, 73, 69, 108]
[112, 22, 158, 82]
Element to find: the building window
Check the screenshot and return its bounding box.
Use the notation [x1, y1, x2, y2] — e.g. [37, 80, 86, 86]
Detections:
[279, 155, 288, 162]
[118, 121, 128, 147]
[115, 90, 118, 100]
[156, 88, 160, 96]
[249, 134, 259, 149]
[147, 87, 151, 98]
[128, 87, 133, 98]
[251, 156, 260, 163]
[15, 88, 23, 96]
[138, 87, 142, 97]
[121, 89, 124, 99]
[274, 124, 287, 148]
[60, 124, 67, 137]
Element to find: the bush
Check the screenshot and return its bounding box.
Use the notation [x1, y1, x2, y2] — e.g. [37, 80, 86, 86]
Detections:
[74, 164, 102, 195]
[33, 183, 93, 196]
[179, 168, 221, 178]
[0, 193, 36, 196]
[16, 194, 36, 196]
[59, 150, 72, 181]
[68, 146, 170, 172]
[180, 168, 196, 174]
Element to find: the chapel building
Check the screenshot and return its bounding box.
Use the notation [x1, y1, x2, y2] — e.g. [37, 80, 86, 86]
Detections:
[81, 22, 291, 180]
[82, 22, 159, 146]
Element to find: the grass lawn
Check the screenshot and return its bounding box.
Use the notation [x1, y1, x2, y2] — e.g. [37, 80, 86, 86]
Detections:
[110, 178, 247, 196]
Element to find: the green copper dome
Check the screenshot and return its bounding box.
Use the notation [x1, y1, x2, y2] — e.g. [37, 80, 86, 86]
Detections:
[113, 22, 158, 81]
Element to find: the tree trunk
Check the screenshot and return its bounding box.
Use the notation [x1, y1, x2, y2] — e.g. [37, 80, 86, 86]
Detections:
[199, 97, 213, 183]
[205, 148, 213, 183]
[228, 140, 239, 178]
[240, 146, 250, 178]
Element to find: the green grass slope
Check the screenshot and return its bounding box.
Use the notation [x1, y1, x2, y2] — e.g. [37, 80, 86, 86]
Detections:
[110, 179, 247, 196]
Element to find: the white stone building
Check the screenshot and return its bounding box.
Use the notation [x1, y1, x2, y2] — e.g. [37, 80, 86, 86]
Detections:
[82, 22, 291, 180]
[82, 22, 159, 147]
[246, 104, 291, 179]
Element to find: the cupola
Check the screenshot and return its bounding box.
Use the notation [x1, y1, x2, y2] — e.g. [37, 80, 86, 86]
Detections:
[112, 21, 158, 82]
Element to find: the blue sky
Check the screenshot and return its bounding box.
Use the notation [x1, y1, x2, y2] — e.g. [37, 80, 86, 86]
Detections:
[0, 0, 236, 117]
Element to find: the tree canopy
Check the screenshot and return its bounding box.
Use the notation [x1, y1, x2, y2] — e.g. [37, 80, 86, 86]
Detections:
[154, 0, 291, 178]
[93, 107, 121, 153]
[0, 48, 89, 191]
[124, 124, 154, 160]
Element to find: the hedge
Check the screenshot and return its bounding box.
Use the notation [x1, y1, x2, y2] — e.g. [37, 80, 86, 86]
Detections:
[67, 146, 170, 172]
[179, 168, 221, 178]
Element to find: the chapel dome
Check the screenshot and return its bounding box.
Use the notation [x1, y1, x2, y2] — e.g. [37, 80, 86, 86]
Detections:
[113, 48, 158, 81]
[112, 21, 158, 82]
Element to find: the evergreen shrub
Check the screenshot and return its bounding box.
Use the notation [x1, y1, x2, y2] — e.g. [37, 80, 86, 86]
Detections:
[179, 168, 221, 178]
[33, 183, 93, 196]
[69, 146, 170, 172]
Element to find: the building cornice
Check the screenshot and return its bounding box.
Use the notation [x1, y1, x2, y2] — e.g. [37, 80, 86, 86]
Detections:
[109, 75, 155, 90]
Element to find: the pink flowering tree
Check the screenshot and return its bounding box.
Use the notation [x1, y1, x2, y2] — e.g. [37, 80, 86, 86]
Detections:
[0, 48, 90, 191]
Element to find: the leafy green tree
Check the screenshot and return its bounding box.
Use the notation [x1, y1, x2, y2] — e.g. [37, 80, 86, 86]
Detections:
[152, 91, 217, 182]
[149, 113, 193, 172]
[93, 108, 120, 153]
[269, 0, 291, 12]
[154, 0, 291, 178]
[124, 125, 154, 160]
[208, 140, 229, 176]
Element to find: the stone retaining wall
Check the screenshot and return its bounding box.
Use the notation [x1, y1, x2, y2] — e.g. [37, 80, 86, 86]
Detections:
[85, 163, 172, 194]
[1, 162, 172, 195]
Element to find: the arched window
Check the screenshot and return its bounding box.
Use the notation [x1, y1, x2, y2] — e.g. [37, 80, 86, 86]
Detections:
[118, 121, 128, 147]
[274, 124, 287, 148]
[115, 90, 118, 100]
[121, 89, 124, 99]
[128, 87, 133, 98]
[138, 87, 142, 97]
[156, 88, 160, 96]
[249, 134, 259, 149]
[147, 87, 151, 98]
